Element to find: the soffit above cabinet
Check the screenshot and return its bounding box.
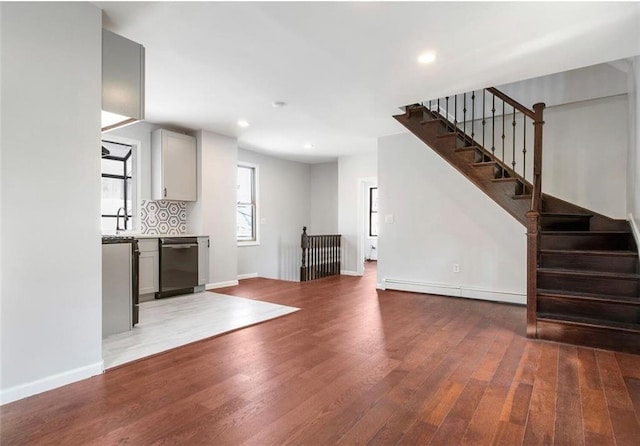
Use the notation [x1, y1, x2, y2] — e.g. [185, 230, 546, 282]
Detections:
[102, 29, 145, 131]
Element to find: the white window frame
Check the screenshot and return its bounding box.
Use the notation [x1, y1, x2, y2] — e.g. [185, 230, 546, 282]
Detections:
[237, 161, 260, 246]
[100, 134, 142, 234]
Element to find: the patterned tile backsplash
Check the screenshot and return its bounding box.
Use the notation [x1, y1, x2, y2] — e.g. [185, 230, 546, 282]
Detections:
[140, 200, 187, 234]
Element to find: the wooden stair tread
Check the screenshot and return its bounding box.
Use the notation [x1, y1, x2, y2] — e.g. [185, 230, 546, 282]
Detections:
[454, 145, 480, 152]
[540, 249, 638, 257]
[540, 212, 593, 218]
[537, 313, 640, 334]
[537, 267, 640, 280]
[540, 230, 631, 235]
[491, 177, 519, 183]
[472, 161, 496, 167]
[436, 132, 458, 139]
[511, 194, 531, 200]
[537, 288, 640, 305]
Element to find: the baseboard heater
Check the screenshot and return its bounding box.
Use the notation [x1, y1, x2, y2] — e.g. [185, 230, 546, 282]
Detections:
[383, 278, 525, 305]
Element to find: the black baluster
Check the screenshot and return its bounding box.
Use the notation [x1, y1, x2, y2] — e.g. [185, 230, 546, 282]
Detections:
[463, 92, 467, 136]
[491, 95, 496, 161]
[445, 96, 449, 123]
[512, 106, 516, 173]
[482, 90, 486, 148]
[502, 101, 506, 172]
[429, 100, 432, 115]
[522, 114, 527, 181]
[471, 91, 475, 140]
[454, 95, 458, 131]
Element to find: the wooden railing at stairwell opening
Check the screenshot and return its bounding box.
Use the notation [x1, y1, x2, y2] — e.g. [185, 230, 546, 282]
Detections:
[300, 227, 341, 282]
[414, 88, 545, 337]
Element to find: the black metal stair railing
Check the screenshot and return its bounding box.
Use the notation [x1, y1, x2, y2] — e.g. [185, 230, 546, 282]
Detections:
[424, 87, 542, 189]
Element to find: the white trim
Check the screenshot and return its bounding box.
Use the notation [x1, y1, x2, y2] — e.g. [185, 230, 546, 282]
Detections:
[1, 360, 104, 405]
[341, 270, 362, 276]
[629, 213, 640, 250]
[238, 272, 258, 280]
[382, 278, 526, 305]
[206, 280, 239, 290]
[376, 282, 386, 290]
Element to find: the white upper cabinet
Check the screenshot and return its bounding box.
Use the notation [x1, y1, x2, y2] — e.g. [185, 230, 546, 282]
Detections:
[151, 129, 197, 201]
[102, 30, 145, 130]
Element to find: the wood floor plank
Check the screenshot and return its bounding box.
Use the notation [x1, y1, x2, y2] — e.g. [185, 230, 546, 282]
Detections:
[577, 347, 615, 443]
[2, 263, 640, 445]
[522, 341, 559, 445]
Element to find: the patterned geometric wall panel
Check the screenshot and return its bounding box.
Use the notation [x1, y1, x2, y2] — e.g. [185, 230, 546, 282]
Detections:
[140, 200, 187, 234]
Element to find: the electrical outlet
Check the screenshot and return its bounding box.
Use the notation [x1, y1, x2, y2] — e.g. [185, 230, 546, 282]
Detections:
[453, 263, 460, 273]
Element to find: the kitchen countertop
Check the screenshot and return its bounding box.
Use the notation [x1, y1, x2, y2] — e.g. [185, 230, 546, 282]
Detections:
[102, 233, 208, 239]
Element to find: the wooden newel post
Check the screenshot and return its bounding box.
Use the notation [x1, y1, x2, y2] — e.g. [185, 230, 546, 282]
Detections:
[531, 102, 545, 213]
[301, 227, 308, 281]
[525, 210, 539, 338]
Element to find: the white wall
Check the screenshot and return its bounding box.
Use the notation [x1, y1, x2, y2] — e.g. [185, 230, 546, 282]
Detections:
[189, 130, 238, 287]
[542, 95, 628, 219]
[499, 62, 628, 109]
[338, 153, 377, 274]
[309, 162, 338, 234]
[1, 3, 103, 403]
[377, 132, 527, 304]
[237, 149, 311, 281]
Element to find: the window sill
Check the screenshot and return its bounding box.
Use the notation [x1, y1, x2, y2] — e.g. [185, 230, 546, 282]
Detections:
[238, 240, 260, 247]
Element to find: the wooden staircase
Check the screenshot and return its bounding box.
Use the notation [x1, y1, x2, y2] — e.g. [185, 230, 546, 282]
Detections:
[394, 94, 640, 354]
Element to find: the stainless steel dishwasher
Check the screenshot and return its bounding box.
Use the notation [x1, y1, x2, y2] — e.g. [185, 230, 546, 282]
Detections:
[157, 237, 199, 299]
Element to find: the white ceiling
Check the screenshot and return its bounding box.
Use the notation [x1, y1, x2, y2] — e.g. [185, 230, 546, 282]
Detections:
[96, 1, 640, 163]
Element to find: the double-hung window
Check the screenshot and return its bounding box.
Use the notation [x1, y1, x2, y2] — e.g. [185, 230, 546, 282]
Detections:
[237, 163, 259, 244]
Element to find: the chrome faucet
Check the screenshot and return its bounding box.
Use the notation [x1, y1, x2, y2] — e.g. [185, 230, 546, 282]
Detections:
[116, 207, 126, 233]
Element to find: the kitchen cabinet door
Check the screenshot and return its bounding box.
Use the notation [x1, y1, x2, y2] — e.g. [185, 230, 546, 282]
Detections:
[151, 129, 197, 201]
[139, 250, 159, 294]
[198, 237, 209, 286]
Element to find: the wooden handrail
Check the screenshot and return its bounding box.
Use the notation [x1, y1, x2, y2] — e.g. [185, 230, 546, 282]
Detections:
[486, 87, 535, 119]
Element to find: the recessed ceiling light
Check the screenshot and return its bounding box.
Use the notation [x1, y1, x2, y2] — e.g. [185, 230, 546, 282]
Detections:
[272, 101, 287, 108]
[303, 143, 314, 150]
[237, 120, 249, 128]
[417, 51, 437, 65]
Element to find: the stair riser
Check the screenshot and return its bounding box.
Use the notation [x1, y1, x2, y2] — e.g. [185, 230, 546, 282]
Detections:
[538, 296, 640, 325]
[536, 320, 640, 354]
[540, 218, 590, 231]
[540, 253, 639, 274]
[453, 150, 483, 165]
[538, 273, 639, 297]
[540, 233, 634, 251]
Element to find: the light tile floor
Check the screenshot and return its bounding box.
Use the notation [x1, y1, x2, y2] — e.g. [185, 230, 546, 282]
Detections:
[102, 291, 300, 369]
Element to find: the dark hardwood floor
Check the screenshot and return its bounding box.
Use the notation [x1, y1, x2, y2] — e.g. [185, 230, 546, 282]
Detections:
[2, 262, 640, 445]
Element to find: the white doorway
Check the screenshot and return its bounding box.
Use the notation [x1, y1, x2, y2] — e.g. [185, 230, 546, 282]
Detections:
[356, 177, 377, 275]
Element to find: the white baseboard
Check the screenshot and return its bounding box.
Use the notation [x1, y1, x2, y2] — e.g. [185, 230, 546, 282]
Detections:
[629, 213, 640, 250]
[341, 270, 362, 277]
[376, 282, 386, 290]
[1, 360, 104, 405]
[206, 280, 239, 290]
[238, 273, 258, 280]
[382, 278, 526, 305]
